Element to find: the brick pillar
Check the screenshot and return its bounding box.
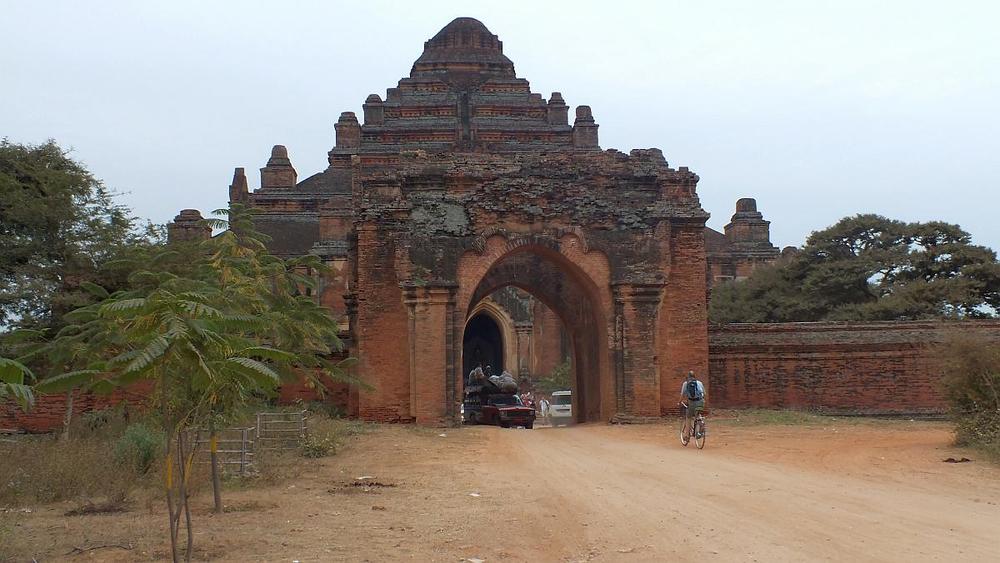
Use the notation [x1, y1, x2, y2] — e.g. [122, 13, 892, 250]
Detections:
[355, 223, 411, 421]
[613, 283, 665, 417]
[403, 284, 458, 425]
[659, 224, 709, 415]
[344, 292, 360, 418]
[515, 323, 533, 381]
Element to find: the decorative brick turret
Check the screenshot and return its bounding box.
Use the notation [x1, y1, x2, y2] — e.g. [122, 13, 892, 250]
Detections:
[166, 209, 211, 243]
[335, 112, 361, 149]
[705, 198, 781, 288]
[724, 198, 772, 246]
[228, 167, 249, 204]
[260, 145, 297, 190]
[363, 94, 384, 125]
[547, 92, 568, 125]
[572, 105, 599, 149]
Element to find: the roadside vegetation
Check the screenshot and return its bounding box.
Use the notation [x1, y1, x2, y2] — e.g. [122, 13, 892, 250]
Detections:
[533, 359, 572, 394]
[0, 407, 365, 561]
[0, 140, 358, 562]
[709, 214, 1000, 323]
[937, 333, 1000, 461]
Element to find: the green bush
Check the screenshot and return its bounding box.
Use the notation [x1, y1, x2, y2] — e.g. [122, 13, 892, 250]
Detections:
[113, 423, 165, 474]
[937, 333, 1000, 458]
[300, 433, 335, 458]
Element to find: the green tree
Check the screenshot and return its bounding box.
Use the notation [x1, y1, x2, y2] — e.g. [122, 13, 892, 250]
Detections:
[710, 215, 1000, 323]
[0, 139, 154, 329]
[37, 205, 350, 562]
[534, 360, 572, 394]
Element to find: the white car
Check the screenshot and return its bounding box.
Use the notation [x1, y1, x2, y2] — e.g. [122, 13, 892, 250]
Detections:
[549, 390, 572, 422]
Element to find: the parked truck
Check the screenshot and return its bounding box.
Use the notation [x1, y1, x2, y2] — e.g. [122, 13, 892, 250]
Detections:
[463, 370, 535, 428]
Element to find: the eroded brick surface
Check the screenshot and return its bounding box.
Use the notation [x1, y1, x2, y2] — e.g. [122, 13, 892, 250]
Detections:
[709, 321, 1000, 415]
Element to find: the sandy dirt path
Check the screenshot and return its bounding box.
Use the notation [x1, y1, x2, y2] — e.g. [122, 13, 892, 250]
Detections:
[479, 423, 1000, 562]
[5, 420, 999, 562]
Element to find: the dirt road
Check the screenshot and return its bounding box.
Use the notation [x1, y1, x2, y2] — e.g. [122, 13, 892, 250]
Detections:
[474, 424, 1000, 562]
[6, 419, 1000, 562]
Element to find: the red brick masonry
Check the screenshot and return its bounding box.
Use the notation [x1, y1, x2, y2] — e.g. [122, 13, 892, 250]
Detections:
[10, 320, 1000, 432]
[708, 320, 1000, 415]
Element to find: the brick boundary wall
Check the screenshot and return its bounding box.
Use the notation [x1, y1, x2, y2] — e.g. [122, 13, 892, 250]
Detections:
[1, 369, 353, 434]
[9, 320, 1000, 431]
[0, 383, 153, 433]
[708, 320, 1000, 416]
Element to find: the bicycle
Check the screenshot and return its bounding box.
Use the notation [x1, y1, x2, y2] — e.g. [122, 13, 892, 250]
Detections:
[679, 402, 706, 449]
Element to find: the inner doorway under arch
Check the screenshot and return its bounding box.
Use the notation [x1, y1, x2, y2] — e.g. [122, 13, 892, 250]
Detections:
[462, 312, 504, 379]
[457, 243, 613, 423]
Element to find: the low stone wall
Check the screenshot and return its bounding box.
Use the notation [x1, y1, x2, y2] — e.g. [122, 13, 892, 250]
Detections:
[708, 320, 1000, 415]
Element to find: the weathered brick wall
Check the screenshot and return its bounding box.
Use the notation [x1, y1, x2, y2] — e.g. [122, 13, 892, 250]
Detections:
[659, 224, 710, 415]
[353, 223, 414, 422]
[708, 320, 1000, 415]
[0, 384, 153, 433]
[530, 300, 564, 378]
[2, 373, 352, 434]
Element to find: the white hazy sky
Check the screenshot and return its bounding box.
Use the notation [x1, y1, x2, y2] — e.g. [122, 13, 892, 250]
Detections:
[3, 0, 998, 250]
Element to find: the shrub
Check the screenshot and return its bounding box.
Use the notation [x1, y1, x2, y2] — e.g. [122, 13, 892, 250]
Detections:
[0, 434, 136, 505]
[300, 433, 336, 458]
[937, 333, 1000, 457]
[114, 422, 165, 474]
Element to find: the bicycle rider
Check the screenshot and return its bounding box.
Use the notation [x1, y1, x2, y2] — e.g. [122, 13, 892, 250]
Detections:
[680, 370, 706, 435]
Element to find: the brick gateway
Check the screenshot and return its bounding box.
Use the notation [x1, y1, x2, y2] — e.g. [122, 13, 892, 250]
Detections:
[211, 17, 716, 424]
[14, 18, 987, 431]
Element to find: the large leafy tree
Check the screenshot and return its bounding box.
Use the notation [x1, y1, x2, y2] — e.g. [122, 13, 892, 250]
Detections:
[38, 205, 350, 562]
[710, 215, 1000, 323]
[0, 139, 154, 329]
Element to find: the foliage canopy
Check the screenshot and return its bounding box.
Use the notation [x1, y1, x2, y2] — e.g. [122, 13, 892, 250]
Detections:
[0, 139, 159, 330]
[710, 214, 1000, 323]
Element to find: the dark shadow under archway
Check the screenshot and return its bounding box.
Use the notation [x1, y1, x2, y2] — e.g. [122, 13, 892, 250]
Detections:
[463, 312, 504, 379]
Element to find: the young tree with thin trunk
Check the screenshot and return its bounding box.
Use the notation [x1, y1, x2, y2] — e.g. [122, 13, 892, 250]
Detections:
[38, 205, 351, 562]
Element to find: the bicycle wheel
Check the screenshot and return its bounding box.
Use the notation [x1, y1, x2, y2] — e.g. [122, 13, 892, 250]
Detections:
[694, 418, 706, 449]
[680, 418, 690, 446]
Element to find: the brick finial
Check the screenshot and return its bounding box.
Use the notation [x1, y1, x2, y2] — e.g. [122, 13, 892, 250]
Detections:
[547, 92, 568, 125]
[260, 145, 297, 189]
[363, 94, 384, 126]
[572, 105, 599, 149]
[167, 209, 211, 242]
[228, 167, 249, 203]
[335, 112, 361, 149]
[724, 198, 772, 245]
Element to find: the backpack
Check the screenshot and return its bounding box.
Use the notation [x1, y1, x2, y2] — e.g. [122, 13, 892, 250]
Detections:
[686, 380, 703, 401]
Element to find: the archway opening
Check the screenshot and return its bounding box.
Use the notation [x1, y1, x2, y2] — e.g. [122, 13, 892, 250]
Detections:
[457, 243, 612, 424]
[462, 312, 504, 378]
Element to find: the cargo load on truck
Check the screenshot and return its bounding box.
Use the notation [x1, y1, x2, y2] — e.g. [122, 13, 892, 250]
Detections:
[464, 369, 531, 427]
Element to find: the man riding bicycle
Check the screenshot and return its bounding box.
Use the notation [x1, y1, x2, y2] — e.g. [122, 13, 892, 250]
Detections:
[679, 370, 705, 434]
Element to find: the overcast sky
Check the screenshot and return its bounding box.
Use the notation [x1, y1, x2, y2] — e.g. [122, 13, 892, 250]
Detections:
[3, 1, 998, 250]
